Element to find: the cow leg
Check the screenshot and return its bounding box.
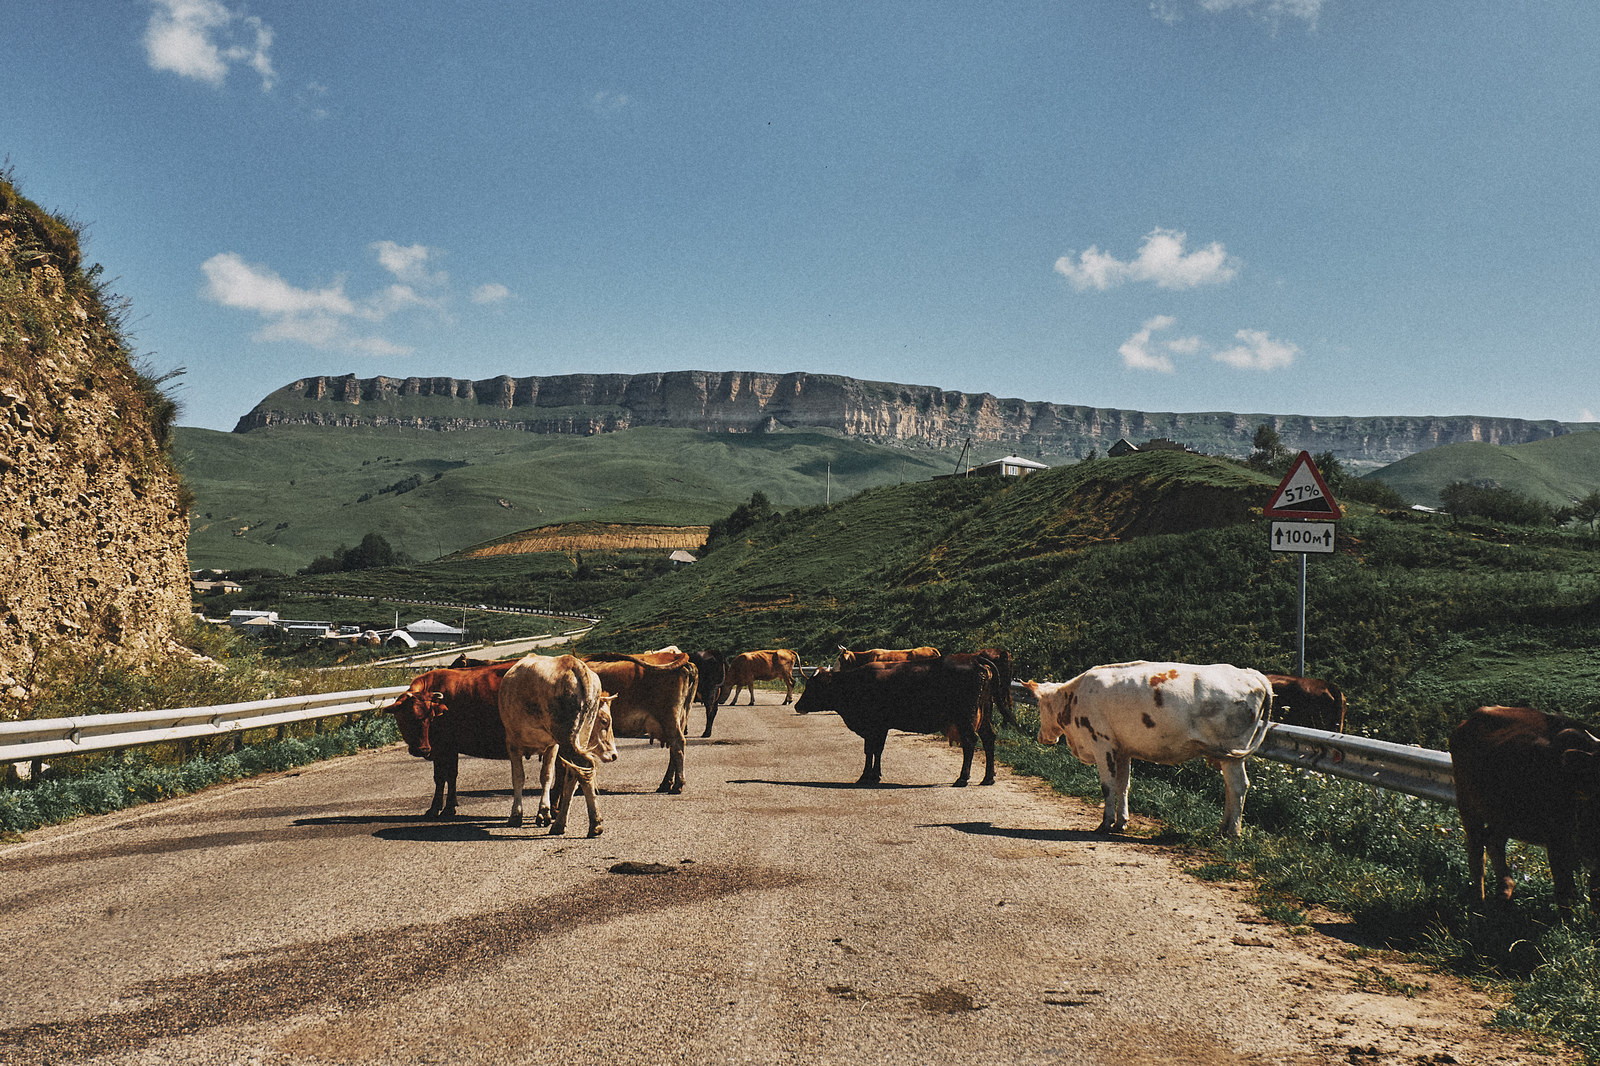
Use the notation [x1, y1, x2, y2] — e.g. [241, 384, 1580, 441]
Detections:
[1096, 750, 1132, 833]
[535, 746, 558, 827]
[436, 750, 460, 818]
[701, 697, 719, 738]
[1217, 756, 1250, 838]
[657, 735, 685, 794]
[953, 724, 977, 787]
[858, 731, 886, 786]
[552, 753, 603, 837]
[782, 675, 794, 705]
[1485, 830, 1516, 906]
[1461, 818, 1490, 907]
[979, 719, 997, 786]
[506, 747, 527, 828]
[1548, 841, 1580, 922]
[745, 685, 756, 706]
[426, 762, 448, 819]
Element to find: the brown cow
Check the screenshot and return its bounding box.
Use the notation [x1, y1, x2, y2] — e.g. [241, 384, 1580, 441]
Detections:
[386, 660, 513, 818]
[498, 654, 618, 836]
[582, 652, 697, 794]
[835, 645, 942, 671]
[1451, 705, 1600, 920]
[719, 649, 800, 705]
[1265, 674, 1347, 732]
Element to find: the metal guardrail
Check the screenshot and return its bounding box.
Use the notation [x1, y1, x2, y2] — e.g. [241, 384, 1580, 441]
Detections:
[1007, 680, 1457, 807]
[0, 686, 409, 764]
[2, 674, 1458, 809]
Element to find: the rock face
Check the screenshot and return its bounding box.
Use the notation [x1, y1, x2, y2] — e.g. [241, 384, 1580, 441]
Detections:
[0, 180, 190, 703]
[236, 370, 1588, 467]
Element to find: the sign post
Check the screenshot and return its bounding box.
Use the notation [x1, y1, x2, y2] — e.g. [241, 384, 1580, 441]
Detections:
[1265, 452, 1342, 677]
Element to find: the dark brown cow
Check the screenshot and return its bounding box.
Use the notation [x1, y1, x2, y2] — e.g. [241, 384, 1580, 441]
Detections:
[689, 649, 728, 737]
[1265, 674, 1347, 732]
[719, 649, 800, 705]
[583, 652, 698, 794]
[795, 658, 996, 787]
[1451, 705, 1600, 920]
[835, 645, 942, 671]
[385, 660, 515, 818]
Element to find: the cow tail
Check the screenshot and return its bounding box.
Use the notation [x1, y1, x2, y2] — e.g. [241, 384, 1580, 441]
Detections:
[559, 750, 597, 786]
[1229, 702, 1275, 758]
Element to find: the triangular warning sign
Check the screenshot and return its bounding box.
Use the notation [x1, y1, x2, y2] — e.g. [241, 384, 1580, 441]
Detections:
[1265, 451, 1342, 519]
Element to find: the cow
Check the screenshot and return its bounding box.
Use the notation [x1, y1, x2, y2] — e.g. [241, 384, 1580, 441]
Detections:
[719, 649, 800, 705]
[1450, 705, 1600, 921]
[945, 648, 1019, 730]
[689, 649, 728, 737]
[582, 652, 698, 794]
[1025, 661, 1273, 838]
[794, 658, 997, 787]
[1265, 673, 1347, 733]
[835, 645, 942, 671]
[385, 660, 515, 818]
[497, 654, 618, 836]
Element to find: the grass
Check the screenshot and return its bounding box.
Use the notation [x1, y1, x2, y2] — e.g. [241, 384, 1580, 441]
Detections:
[1371, 432, 1600, 510]
[176, 423, 958, 572]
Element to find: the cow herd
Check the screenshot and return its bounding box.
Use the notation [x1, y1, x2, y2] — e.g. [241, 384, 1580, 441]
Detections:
[385, 646, 1600, 921]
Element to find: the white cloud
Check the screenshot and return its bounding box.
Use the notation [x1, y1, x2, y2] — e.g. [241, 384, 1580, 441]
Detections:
[1213, 328, 1300, 370]
[1056, 228, 1239, 292]
[471, 283, 513, 305]
[201, 253, 352, 316]
[1119, 316, 1181, 373]
[372, 241, 446, 287]
[144, 0, 277, 90]
[588, 89, 632, 114]
[1114, 317, 1298, 373]
[1581, 409, 1598, 423]
[1154, 0, 1322, 29]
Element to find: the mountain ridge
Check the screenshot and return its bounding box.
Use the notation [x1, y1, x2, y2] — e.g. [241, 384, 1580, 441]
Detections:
[235, 369, 1595, 468]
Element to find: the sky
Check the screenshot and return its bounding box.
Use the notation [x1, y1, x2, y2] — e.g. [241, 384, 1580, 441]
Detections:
[5, 1, 1597, 432]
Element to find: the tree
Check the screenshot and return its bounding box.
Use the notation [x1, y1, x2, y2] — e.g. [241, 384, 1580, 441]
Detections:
[1248, 424, 1289, 471]
[1572, 490, 1600, 532]
[702, 491, 780, 554]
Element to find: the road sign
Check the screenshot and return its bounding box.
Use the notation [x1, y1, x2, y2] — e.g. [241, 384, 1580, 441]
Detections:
[1265, 452, 1342, 520]
[1270, 521, 1336, 554]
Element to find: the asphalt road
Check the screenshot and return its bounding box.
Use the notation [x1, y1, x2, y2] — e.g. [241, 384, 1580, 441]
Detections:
[0, 690, 1567, 1065]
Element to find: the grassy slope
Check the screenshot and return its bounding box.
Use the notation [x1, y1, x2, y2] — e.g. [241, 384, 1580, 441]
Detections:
[177, 424, 956, 571]
[587, 450, 1600, 749]
[1367, 429, 1600, 508]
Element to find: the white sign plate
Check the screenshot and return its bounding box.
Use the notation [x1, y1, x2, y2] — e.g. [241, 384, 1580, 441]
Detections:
[1270, 521, 1336, 554]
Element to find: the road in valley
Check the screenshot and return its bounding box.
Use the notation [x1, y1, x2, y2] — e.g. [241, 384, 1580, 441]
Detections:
[0, 689, 1568, 1065]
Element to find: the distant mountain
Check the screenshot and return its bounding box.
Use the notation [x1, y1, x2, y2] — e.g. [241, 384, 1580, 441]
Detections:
[235, 370, 1595, 469]
[1366, 431, 1600, 508]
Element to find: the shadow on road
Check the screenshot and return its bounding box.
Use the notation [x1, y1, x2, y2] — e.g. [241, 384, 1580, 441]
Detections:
[729, 778, 941, 791]
[931, 820, 1116, 843]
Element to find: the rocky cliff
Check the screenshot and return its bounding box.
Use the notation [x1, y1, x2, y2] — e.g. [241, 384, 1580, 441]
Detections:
[236, 370, 1587, 468]
[0, 178, 191, 705]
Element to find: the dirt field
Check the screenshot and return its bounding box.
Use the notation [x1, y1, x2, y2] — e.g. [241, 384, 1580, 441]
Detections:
[462, 522, 710, 557]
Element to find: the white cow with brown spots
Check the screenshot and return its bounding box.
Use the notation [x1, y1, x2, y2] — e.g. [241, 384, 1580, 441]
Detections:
[1023, 661, 1273, 838]
[497, 653, 618, 836]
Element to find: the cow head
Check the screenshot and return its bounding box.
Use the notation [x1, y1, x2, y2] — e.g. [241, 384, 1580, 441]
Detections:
[1559, 729, 1600, 867]
[793, 669, 833, 714]
[836, 648, 857, 671]
[1025, 680, 1069, 745]
[587, 693, 620, 763]
[387, 688, 447, 759]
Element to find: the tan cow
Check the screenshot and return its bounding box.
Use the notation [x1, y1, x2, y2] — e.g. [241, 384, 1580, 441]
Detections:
[719, 649, 801, 705]
[835, 645, 942, 671]
[497, 654, 618, 836]
[582, 652, 698, 794]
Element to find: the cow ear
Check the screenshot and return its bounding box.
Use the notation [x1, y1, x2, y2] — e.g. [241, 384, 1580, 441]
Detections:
[1562, 746, 1600, 782]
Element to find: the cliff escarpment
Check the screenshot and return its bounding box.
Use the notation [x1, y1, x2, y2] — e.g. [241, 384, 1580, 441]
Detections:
[0, 176, 191, 704]
[236, 371, 1587, 467]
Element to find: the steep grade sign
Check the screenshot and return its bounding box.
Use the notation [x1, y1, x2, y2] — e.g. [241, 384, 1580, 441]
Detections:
[1265, 452, 1343, 520]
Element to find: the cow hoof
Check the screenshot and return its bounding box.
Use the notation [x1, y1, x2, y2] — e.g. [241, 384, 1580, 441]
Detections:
[981, 776, 996, 786]
[588, 823, 605, 838]
[507, 813, 524, 828]
[952, 779, 969, 788]
[424, 808, 442, 819]
[549, 825, 567, 836]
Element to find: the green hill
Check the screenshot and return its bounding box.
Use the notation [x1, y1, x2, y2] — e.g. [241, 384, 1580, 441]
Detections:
[584, 449, 1600, 748]
[1366, 429, 1600, 508]
[176, 424, 957, 571]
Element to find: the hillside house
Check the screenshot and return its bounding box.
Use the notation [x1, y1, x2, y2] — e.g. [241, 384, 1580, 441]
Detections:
[970, 455, 1049, 478]
[406, 618, 466, 644]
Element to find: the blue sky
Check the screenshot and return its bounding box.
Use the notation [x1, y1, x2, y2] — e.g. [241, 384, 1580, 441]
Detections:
[6, 1, 1596, 432]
